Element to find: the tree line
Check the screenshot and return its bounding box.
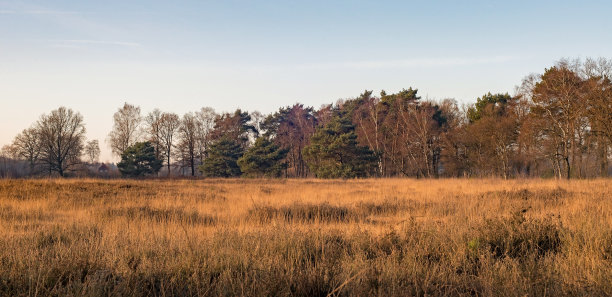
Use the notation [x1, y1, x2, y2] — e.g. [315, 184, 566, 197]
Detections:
[2, 57, 611, 179]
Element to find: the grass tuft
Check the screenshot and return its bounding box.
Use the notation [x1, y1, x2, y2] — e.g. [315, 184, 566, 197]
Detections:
[103, 206, 217, 225]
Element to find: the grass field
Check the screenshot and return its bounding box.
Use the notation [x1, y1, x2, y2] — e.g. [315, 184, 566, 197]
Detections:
[0, 178, 610, 296]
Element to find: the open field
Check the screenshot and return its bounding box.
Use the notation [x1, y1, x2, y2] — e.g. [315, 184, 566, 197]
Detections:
[0, 179, 610, 296]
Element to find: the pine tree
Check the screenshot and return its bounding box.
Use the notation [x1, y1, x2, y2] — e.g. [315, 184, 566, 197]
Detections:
[466, 92, 513, 123]
[199, 137, 243, 177]
[117, 141, 162, 177]
[238, 137, 288, 177]
[303, 111, 377, 178]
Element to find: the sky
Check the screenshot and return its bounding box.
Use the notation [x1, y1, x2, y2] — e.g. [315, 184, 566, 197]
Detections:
[1, 0, 611, 162]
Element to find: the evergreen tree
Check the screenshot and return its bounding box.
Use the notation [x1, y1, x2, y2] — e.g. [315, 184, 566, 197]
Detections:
[209, 109, 257, 148]
[467, 92, 513, 123]
[303, 111, 377, 178]
[117, 141, 162, 177]
[238, 137, 288, 177]
[199, 137, 243, 177]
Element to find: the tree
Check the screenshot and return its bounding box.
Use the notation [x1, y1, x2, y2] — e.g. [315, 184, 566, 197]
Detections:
[195, 107, 217, 165]
[514, 73, 547, 177]
[238, 137, 288, 177]
[263, 104, 318, 177]
[303, 111, 377, 178]
[461, 93, 519, 178]
[36, 107, 87, 177]
[349, 91, 385, 176]
[209, 109, 257, 148]
[583, 58, 612, 177]
[199, 137, 243, 177]
[117, 141, 162, 177]
[465, 107, 519, 178]
[157, 112, 181, 176]
[145, 109, 164, 161]
[379, 88, 421, 176]
[109, 103, 143, 157]
[177, 113, 200, 176]
[0, 145, 17, 178]
[532, 66, 586, 179]
[467, 92, 513, 123]
[439, 99, 471, 177]
[342, 90, 445, 177]
[84, 140, 101, 164]
[10, 126, 41, 175]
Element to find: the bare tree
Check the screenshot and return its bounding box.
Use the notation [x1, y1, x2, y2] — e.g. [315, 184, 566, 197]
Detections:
[195, 107, 217, 165]
[0, 145, 14, 178]
[264, 104, 317, 177]
[352, 91, 385, 176]
[404, 102, 444, 178]
[378, 88, 421, 176]
[145, 109, 164, 162]
[178, 112, 200, 176]
[36, 107, 86, 177]
[84, 140, 101, 164]
[10, 126, 41, 175]
[159, 112, 181, 176]
[583, 57, 612, 176]
[109, 103, 142, 157]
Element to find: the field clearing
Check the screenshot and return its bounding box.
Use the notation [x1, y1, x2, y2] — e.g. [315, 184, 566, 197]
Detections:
[0, 178, 611, 296]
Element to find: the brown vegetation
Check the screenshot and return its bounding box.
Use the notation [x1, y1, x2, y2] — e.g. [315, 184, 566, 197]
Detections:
[0, 179, 610, 296]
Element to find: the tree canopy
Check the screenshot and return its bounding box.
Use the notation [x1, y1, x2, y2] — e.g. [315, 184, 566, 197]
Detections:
[117, 141, 163, 177]
[199, 137, 243, 177]
[303, 111, 377, 178]
[238, 137, 288, 177]
[36, 107, 87, 177]
[467, 92, 514, 123]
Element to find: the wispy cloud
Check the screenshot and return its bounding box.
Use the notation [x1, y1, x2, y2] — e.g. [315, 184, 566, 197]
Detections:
[47, 44, 82, 49]
[23, 10, 80, 15]
[51, 39, 141, 48]
[297, 56, 521, 70]
[0, 9, 80, 15]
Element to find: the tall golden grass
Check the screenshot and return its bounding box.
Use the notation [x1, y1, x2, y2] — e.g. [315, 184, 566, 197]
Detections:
[0, 178, 610, 296]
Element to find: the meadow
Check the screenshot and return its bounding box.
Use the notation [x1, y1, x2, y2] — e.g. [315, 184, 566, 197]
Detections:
[0, 178, 610, 296]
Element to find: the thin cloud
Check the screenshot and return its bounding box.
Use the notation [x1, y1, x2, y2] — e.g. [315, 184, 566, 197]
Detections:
[297, 56, 521, 70]
[24, 10, 80, 15]
[0, 9, 81, 15]
[54, 39, 141, 47]
[48, 44, 82, 49]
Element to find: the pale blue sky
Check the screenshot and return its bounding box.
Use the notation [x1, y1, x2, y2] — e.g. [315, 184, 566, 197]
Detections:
[1, 0, 611, 161]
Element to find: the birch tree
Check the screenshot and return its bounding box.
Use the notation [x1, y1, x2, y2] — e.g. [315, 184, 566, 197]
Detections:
[109, 103, 142, 157]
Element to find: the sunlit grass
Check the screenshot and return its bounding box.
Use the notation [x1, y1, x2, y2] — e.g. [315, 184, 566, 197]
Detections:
[0, 178, 610, 296]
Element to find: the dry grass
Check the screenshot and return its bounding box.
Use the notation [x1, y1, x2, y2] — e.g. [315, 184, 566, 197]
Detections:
[0, 178, 610, 296]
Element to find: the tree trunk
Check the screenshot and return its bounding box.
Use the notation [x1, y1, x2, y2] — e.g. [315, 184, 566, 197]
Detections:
[167, 155, 171, 177]
[565, 156, 571, 180]
[600, 137, 609, 177]
[554, 157, 562, 180]
[190, 156, 195, 176]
